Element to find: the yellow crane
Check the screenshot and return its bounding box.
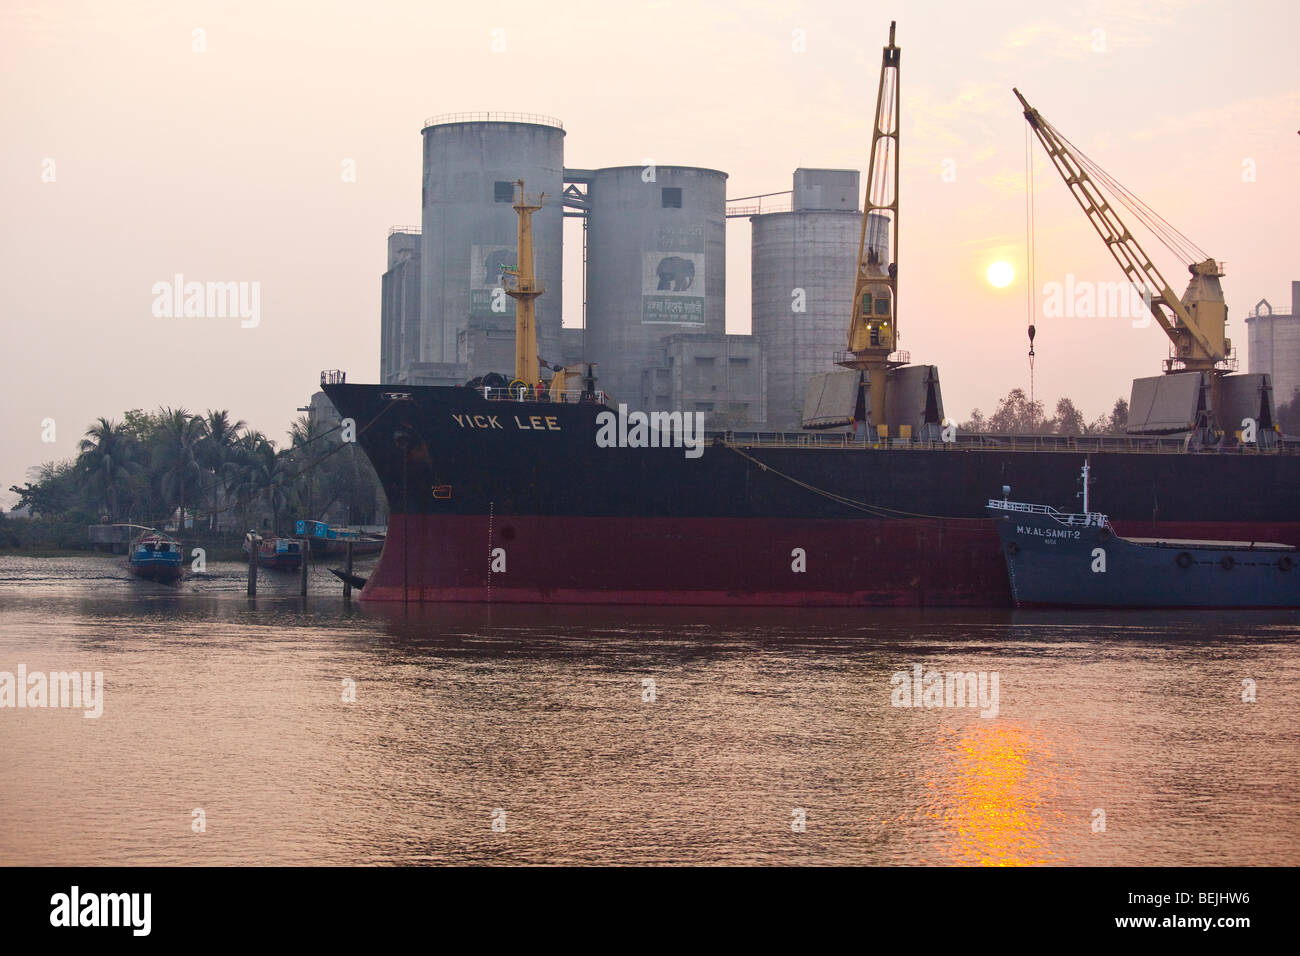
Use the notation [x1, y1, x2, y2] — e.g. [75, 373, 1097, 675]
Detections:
[1014, 89, 1235, 431]
[839, 20, 908, 437]
[501, 179, 544, 387]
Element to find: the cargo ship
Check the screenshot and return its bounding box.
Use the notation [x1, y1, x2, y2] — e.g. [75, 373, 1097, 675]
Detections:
[321, 378, 1300, 606]
[323, 26, 1300, 606]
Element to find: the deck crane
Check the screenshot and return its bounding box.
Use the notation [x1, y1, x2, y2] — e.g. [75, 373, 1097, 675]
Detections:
[501, 179, 544, 388]
[1014, 89, 1235, 438]
[501, 180, 595, 401]
[838, 21, 908, 437]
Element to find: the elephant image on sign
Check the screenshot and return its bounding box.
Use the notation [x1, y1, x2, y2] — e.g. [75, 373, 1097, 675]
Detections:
[656, 256, 696, 292]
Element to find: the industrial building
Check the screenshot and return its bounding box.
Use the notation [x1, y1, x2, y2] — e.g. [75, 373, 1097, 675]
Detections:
[652, 333, 765, 424]
[1246, 281, 1300, 408]
[379, 228, 420, 384]
[378, 112, 864, 428]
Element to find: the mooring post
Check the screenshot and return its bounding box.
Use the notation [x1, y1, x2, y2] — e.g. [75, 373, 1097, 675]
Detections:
[300, 533, 309, 597]
[344, 540, 354, 603]
[246, 533, 258, 596]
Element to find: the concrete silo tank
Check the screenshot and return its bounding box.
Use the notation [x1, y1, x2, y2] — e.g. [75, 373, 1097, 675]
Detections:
[584, 165, 727, 405]
[751, 169, 869, 430]
[1246, 284, 1300, 409]
[419, 114, 565, 373]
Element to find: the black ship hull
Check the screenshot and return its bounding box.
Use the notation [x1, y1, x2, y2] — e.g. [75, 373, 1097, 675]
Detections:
[323, 382, 1300, 605]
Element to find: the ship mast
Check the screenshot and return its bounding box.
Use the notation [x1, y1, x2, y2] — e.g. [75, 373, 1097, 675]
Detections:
[501, 179, 545, 387]
[839, 20, 907, 437]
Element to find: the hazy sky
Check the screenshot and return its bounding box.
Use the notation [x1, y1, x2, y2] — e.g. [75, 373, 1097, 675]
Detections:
[2, 0, 1296, 506]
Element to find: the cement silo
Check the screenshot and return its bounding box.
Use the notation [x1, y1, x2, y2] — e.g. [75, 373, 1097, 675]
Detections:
[751, 169, 867, 429]
[584, 165, 727, 405]
[1246, 281, 1300, 409]
[419, 114, 565, 375]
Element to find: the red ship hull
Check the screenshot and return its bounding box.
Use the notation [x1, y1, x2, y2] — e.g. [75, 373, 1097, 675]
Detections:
[360, 513, 1300, 606]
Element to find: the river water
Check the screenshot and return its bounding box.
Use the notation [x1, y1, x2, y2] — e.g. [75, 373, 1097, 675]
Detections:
[1, 554, 1297, 866]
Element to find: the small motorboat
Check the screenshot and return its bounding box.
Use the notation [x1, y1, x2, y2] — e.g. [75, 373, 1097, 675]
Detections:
[127, 531, 185, 583]
[243, 535, 304, 571]
[295, 519, 385, 557]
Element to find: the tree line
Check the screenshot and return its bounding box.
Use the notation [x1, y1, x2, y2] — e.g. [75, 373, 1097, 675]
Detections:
[4, 407, 383, 542]
[961, 387, 1300, 437]
[1276, 389, 1300, 435]
[960, 389, 1129, 436]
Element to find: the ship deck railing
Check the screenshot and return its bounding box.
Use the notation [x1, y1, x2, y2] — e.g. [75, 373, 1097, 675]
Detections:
[715, 431, 1300, 454]
[986, 498, 1109, 527]
[480, 386, 611, 405]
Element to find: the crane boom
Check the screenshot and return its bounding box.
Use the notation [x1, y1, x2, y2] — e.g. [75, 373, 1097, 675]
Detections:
[839, 20, 905, 436]
[1013, 88, 1230, 374]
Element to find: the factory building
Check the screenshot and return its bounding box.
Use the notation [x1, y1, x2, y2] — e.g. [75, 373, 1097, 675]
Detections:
[377, 112, 863, 430]
[379, 228, 420, 384]
[750, 169, 864, 429]
[650, 333, 765, 425]
[1246, 281, 1300, 408]
[305, 390, 343, 432]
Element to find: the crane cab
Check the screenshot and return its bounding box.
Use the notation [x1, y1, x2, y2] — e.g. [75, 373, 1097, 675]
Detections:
[849, 253, 895, 354]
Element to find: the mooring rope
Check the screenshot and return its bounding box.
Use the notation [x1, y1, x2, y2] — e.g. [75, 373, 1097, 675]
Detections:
[725, 444, 988, 522]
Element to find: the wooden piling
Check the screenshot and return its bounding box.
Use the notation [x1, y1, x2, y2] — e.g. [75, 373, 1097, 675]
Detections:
[246, 534, 258, 596]
[343, 541, 354, 603]
[299, 534, 309, 597]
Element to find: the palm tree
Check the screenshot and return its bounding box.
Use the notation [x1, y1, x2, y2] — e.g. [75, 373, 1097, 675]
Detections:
[224, 431, 265, 532]
[153, 408, 208, 530]
[226, 433, 293, 535]
[288, 414, 323, 522]
[77, 417, 140, 520]
[199, 410, 246, 530]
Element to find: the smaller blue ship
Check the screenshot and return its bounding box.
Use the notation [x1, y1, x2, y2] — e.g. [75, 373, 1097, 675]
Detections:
[127, 531, 185, 583]
[988, 460, 1299, 609]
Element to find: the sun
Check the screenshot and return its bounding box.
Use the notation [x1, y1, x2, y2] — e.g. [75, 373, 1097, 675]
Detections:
[987, 261, 1015, 288]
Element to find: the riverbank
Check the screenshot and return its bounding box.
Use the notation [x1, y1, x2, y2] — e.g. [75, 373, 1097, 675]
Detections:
[1, 536, 254, 562]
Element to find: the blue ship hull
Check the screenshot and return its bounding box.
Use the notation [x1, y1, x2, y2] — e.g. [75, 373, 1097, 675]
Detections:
[127, 533, 185, 583]
[989, 503, 1300, 609]
[127, 554, 184, 583]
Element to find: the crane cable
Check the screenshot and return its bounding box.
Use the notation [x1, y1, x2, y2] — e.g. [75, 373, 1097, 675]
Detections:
[1040, 116, 1208, 266]
[1025, 122, 1037, 431]
[726, 444, 987, 522]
